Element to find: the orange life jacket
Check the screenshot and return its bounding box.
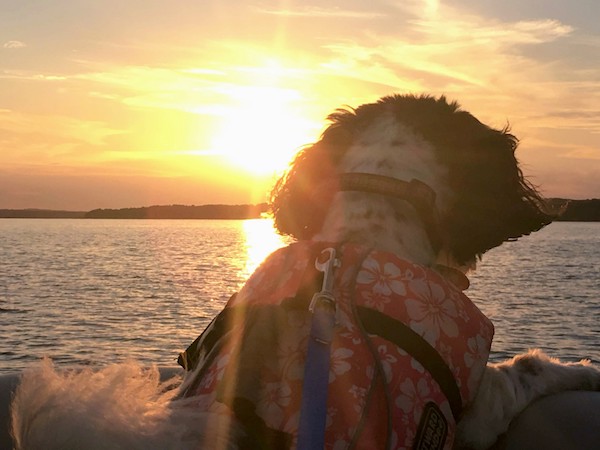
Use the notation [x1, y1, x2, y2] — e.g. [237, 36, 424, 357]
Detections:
[179, 241, 494, 450]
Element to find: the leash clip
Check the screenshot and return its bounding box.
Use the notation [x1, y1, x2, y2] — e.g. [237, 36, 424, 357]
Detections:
[309, 248, 340, 314]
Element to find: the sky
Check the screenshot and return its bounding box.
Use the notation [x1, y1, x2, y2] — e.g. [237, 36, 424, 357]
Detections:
[1, 0, 599, 210]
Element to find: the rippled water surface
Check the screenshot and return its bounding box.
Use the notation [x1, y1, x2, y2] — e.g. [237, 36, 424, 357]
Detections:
[467, 222, 600, 363]
[1, 219, 598, 373]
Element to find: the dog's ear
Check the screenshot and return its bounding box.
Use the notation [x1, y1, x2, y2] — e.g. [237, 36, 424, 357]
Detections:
[440, 123, 553, 264]
[271, 119, 353, 239]
[270, 142, 328, 239]
[376, 96, 552, 264]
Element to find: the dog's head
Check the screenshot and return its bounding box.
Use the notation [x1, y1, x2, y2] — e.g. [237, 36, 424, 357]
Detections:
[271, 94, 552, 266]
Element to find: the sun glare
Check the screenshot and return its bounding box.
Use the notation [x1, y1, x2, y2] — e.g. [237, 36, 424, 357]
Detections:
[209, 84, 318, 177]
[242, 218, 289, 276]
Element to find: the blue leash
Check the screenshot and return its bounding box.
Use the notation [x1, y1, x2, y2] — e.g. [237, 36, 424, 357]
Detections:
[297, 248, 339, 450]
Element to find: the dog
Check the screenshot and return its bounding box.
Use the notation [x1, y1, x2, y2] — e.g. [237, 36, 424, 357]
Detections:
[11, 94, 600, 450]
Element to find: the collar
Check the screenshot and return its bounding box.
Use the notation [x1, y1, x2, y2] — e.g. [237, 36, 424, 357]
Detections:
[335, 172, 442, 251]
[338, 173, 437, 211]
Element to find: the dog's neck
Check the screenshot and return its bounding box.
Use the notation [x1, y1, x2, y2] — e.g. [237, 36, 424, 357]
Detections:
[312, 116, 458, 269]
[313, 192, 437, 265]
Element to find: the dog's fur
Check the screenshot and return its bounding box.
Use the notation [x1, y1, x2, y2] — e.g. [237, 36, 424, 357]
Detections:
[11, 95, 600, 449]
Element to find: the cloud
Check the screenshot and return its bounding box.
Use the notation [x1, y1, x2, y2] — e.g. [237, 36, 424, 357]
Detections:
[319, 14, 575, 89]
[530, 107, 600, 133]
[3, 40, 26, 49]
[72, 59, 315, 118]
[0, 109, 123, 150]
[0, 69, 67, 81]
[255, 5, 384, 19]
[409, 15, 573, 45]
[66, 63, 223, 116]
[300, 1, 598, 197]
[309, 2, 589, 124]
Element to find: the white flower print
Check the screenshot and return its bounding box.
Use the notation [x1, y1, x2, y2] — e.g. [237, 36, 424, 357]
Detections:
[377, 344, 398, 382]
[389, 347, 424, 374]
[349, 384, 367, 399]
[396, 377, 431, 422]
[329, 347, 353, 382]
[357, 257, 407, 296]
[349, 384, 368, 413]
[326, 405, 338, 428]
[452, 291, 471, 322]
[464, 335, 489, 369]
[257, 381, 292, 423]
[361, 289, 391, 312]
[410, 357, 425, 374]
[405, 279, 459, 344]
[465, 334, 490, 394]
[335, 307, 358, 339]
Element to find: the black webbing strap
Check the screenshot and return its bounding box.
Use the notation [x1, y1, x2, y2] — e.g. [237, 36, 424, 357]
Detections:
[177, 294, 239, 372]
[177, 303, 247, 398]
[356, 306, 463, 420]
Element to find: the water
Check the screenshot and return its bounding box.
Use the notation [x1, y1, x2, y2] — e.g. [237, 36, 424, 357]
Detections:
[0, 219, 598, 374]
[0, 219, 288, 373]
[467, 222, 600, 363]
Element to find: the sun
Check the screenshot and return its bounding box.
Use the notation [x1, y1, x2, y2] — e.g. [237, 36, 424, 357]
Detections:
[209, 85, 318, 177]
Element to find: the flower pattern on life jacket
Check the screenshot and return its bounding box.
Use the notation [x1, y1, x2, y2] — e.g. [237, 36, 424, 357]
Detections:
[405, 278, 460, 344]
[329, 347, 353, 382]
[258, 381, 292, 425]
[348, 384, 369, 414]
[377, 344, 399, 382]
[357, 257, 408, 295]
[465, 334, 491, 392]
[396, 377, 431, 423]
[183, 241, 494, 450]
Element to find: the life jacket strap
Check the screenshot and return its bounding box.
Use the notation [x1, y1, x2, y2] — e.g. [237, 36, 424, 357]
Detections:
[357, 306, 463, 420]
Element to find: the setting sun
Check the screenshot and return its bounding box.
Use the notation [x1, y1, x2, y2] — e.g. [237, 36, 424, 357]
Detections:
[1, 1, 598, 211]
[179, 61, 325, 181]
[208, 86, 318, 177]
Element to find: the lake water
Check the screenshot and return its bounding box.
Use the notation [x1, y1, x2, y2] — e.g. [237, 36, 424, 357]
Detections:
[0, 219, 598, 374]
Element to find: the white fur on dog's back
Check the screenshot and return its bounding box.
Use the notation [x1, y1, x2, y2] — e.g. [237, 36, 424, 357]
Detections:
[456, 350, 600, 449]
[11, 359, 239, 450]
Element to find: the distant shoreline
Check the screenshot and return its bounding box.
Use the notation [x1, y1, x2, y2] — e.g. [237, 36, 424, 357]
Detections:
[0, 203, 269, 220]
[1, 199, 599, 221]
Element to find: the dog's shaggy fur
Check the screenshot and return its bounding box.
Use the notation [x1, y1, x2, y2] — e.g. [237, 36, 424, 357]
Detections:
[11, 95, 600, 450]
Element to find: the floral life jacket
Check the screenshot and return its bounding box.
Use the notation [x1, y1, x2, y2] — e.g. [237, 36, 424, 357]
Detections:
[178, 241, 494, 450]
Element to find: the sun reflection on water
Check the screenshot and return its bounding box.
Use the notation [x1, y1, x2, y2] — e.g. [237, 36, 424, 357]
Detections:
[242, 219, 290, 277]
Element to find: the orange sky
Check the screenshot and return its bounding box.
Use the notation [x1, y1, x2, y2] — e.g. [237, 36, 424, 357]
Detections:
[1, 0, 599, 210]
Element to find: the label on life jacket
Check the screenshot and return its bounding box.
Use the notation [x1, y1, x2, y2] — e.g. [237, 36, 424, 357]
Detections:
[179, 241, 494, 450]
[414, 402, 447, 450]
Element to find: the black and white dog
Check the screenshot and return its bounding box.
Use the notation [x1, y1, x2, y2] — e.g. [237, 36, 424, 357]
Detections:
[11, 95, 600, 450]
